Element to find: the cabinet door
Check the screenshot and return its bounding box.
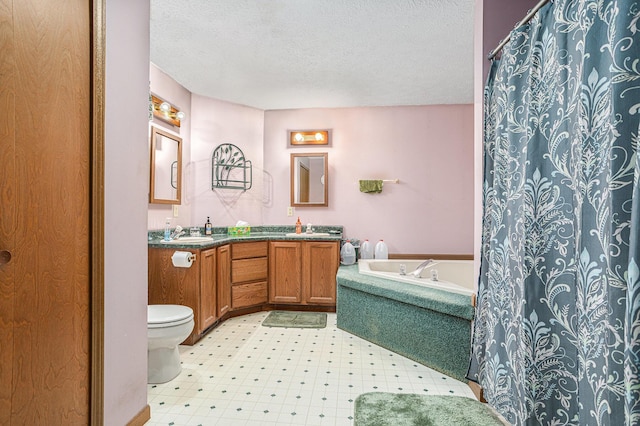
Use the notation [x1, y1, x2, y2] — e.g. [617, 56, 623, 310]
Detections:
[217, 244, 231, 317]
[200, 248, 217, 331]
[149, 248, 200, 344]
[303, 241, 339, 305]
[269, 242, 302, 304]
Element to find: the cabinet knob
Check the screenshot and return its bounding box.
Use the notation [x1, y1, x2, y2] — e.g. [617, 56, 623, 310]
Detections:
[0, 250, 11, 266]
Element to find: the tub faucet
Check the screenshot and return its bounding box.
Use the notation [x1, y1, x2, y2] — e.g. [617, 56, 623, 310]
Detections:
[411, 259, 435, 278]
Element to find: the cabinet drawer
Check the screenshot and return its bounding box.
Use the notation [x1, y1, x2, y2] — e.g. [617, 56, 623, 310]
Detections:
[232, 241, 268, 259]
[232, 281, 267, 309]
[232, 258, 268, 283]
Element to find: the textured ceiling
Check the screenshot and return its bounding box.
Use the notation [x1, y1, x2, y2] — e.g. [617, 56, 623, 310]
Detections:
[150, 0, 475, 110]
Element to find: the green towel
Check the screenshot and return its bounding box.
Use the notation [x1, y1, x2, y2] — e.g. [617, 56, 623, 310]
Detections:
[359, 180, 383, 193]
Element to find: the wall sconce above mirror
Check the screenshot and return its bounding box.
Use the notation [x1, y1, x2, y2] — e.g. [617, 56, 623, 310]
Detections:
[289, 130, 330, 146]
[291, 153, 328, 207]
[150, 126, 182, 204]
[150, 94, 185, 127]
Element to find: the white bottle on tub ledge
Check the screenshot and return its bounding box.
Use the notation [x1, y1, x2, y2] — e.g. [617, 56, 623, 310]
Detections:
[374, 240, 388, 259]
[360, 239, 373, 259]
[341, 240, 356, 265]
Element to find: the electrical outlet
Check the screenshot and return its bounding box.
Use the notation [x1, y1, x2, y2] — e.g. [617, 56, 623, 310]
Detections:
[287, 207, 294, 217]
[173, 205, 179, 217]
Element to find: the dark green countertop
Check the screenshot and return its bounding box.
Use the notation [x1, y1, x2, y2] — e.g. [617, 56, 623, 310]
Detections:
[148, 225, 343, 249]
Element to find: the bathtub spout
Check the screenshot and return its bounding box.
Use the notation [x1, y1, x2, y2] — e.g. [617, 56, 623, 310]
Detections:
[411, 259, 435, 278]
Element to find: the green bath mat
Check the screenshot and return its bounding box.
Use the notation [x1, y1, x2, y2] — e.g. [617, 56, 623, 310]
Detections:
[354, 393, 505, 426]
[262, 311, 327, 328]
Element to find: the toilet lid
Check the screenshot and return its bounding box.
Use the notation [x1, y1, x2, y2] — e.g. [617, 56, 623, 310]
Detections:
[148, 304, 193, 326]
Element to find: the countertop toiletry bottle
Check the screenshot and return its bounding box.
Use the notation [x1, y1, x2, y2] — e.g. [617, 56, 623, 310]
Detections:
[341, 240, 356, 265]
[306, 223, 313, 234]
[164, 218, 171, 241]
[295, 217, 302, 234]
[205, 216, 212, 235]
[360, 239, 373, 259]
[374, 240, 388, 259]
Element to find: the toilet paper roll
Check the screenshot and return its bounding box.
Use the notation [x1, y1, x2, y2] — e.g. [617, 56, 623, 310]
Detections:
[171, 251, 194, 268]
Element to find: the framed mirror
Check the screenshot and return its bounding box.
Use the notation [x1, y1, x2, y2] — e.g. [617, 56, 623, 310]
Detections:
[150, 126, 182, 204]
[290, 153, 328, 207]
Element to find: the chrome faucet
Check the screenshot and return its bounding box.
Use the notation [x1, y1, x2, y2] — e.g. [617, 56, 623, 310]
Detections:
[170, 225, 185, 240]
[171, 230, 186, 240]
[411, 259, 435, 278]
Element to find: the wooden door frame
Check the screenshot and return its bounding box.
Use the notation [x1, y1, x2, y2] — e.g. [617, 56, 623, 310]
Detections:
[91, 0, 106, 423]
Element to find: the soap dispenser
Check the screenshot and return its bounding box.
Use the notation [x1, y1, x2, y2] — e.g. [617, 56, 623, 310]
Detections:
[164, 218, 172, 241]
[295, 217, 302, 234]
[205, 216, 212, 235]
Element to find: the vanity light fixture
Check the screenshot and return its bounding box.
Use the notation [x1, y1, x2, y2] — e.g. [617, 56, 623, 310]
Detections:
[289, 130, 330, 146]
[151, 94, 185, 127]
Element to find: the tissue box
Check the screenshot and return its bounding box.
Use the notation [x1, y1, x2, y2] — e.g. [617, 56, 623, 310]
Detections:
[228, 226, 251, 236]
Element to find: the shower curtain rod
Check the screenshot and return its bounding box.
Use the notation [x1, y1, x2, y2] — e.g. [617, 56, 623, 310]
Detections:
[487, 0, 550, 60]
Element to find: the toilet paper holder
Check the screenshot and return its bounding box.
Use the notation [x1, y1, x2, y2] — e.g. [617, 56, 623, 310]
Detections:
[171, 251, 197, 268]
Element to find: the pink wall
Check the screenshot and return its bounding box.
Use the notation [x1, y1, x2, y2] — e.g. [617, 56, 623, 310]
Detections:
[473, 0, 537, 274]
[189, 95, 265, 228]
[104, 0, 150, 423]
[263, 105, 475, 255]
[149, 64, 193, 230]
[482, 0, 538, 79]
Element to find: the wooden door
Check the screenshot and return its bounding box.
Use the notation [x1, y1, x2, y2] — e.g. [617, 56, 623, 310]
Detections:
[303, 241, 339, 305]
[217, 244, 231, 317]
[200, 248, 218, 331]
[268, 242, 302, 304]
[0, 0, 93, 423]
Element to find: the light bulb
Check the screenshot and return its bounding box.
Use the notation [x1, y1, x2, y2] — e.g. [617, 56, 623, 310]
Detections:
[315, 132, 324, 141]
[175, 111, 185, 120]
[295, 133, 304, 142]
[160, 102, 171, 112]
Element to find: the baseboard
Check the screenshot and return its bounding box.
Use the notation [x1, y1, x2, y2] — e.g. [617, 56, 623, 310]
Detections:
[126, 404, 150, 426]
[467, 381, 486, 402]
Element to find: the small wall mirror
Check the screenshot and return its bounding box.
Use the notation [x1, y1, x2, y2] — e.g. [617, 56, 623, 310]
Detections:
[150, 126, 182, 204]
[290, 153, 328, 207]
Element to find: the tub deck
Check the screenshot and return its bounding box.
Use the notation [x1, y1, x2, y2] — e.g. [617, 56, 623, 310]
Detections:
[336, 264, 474, 382]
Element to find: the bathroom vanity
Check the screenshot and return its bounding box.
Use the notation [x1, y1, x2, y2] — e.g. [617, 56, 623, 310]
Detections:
[269, 241, 339, 305]
[148, 230, 341, 344]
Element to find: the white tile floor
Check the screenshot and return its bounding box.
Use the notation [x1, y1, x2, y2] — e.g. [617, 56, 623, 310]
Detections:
[147, 312, 476, 426]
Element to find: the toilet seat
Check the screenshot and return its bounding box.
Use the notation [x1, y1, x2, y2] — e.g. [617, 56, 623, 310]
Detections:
[148, 304, 194, 329]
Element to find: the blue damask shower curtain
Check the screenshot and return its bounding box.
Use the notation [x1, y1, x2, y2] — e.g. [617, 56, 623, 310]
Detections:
[467, 1, 640, 425]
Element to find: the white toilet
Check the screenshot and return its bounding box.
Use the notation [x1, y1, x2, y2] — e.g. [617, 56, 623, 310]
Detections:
[147, 304, 194, 384]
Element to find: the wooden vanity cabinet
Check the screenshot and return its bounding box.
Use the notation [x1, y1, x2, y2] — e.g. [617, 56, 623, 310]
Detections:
[217, 244, 231, 317]
[269, 241, 339, 305]
[148, 238, 339, 344]
[304, 241, 340, 305]
[199, 247, 218, 331]
[268, 242, 302, 304]
[230, 241, 268, 310]
[148, 247, 203, 345]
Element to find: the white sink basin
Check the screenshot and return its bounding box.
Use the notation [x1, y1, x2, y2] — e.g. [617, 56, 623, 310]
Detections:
[160, 236, 215, 244]
[285, 232, 331, 237]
